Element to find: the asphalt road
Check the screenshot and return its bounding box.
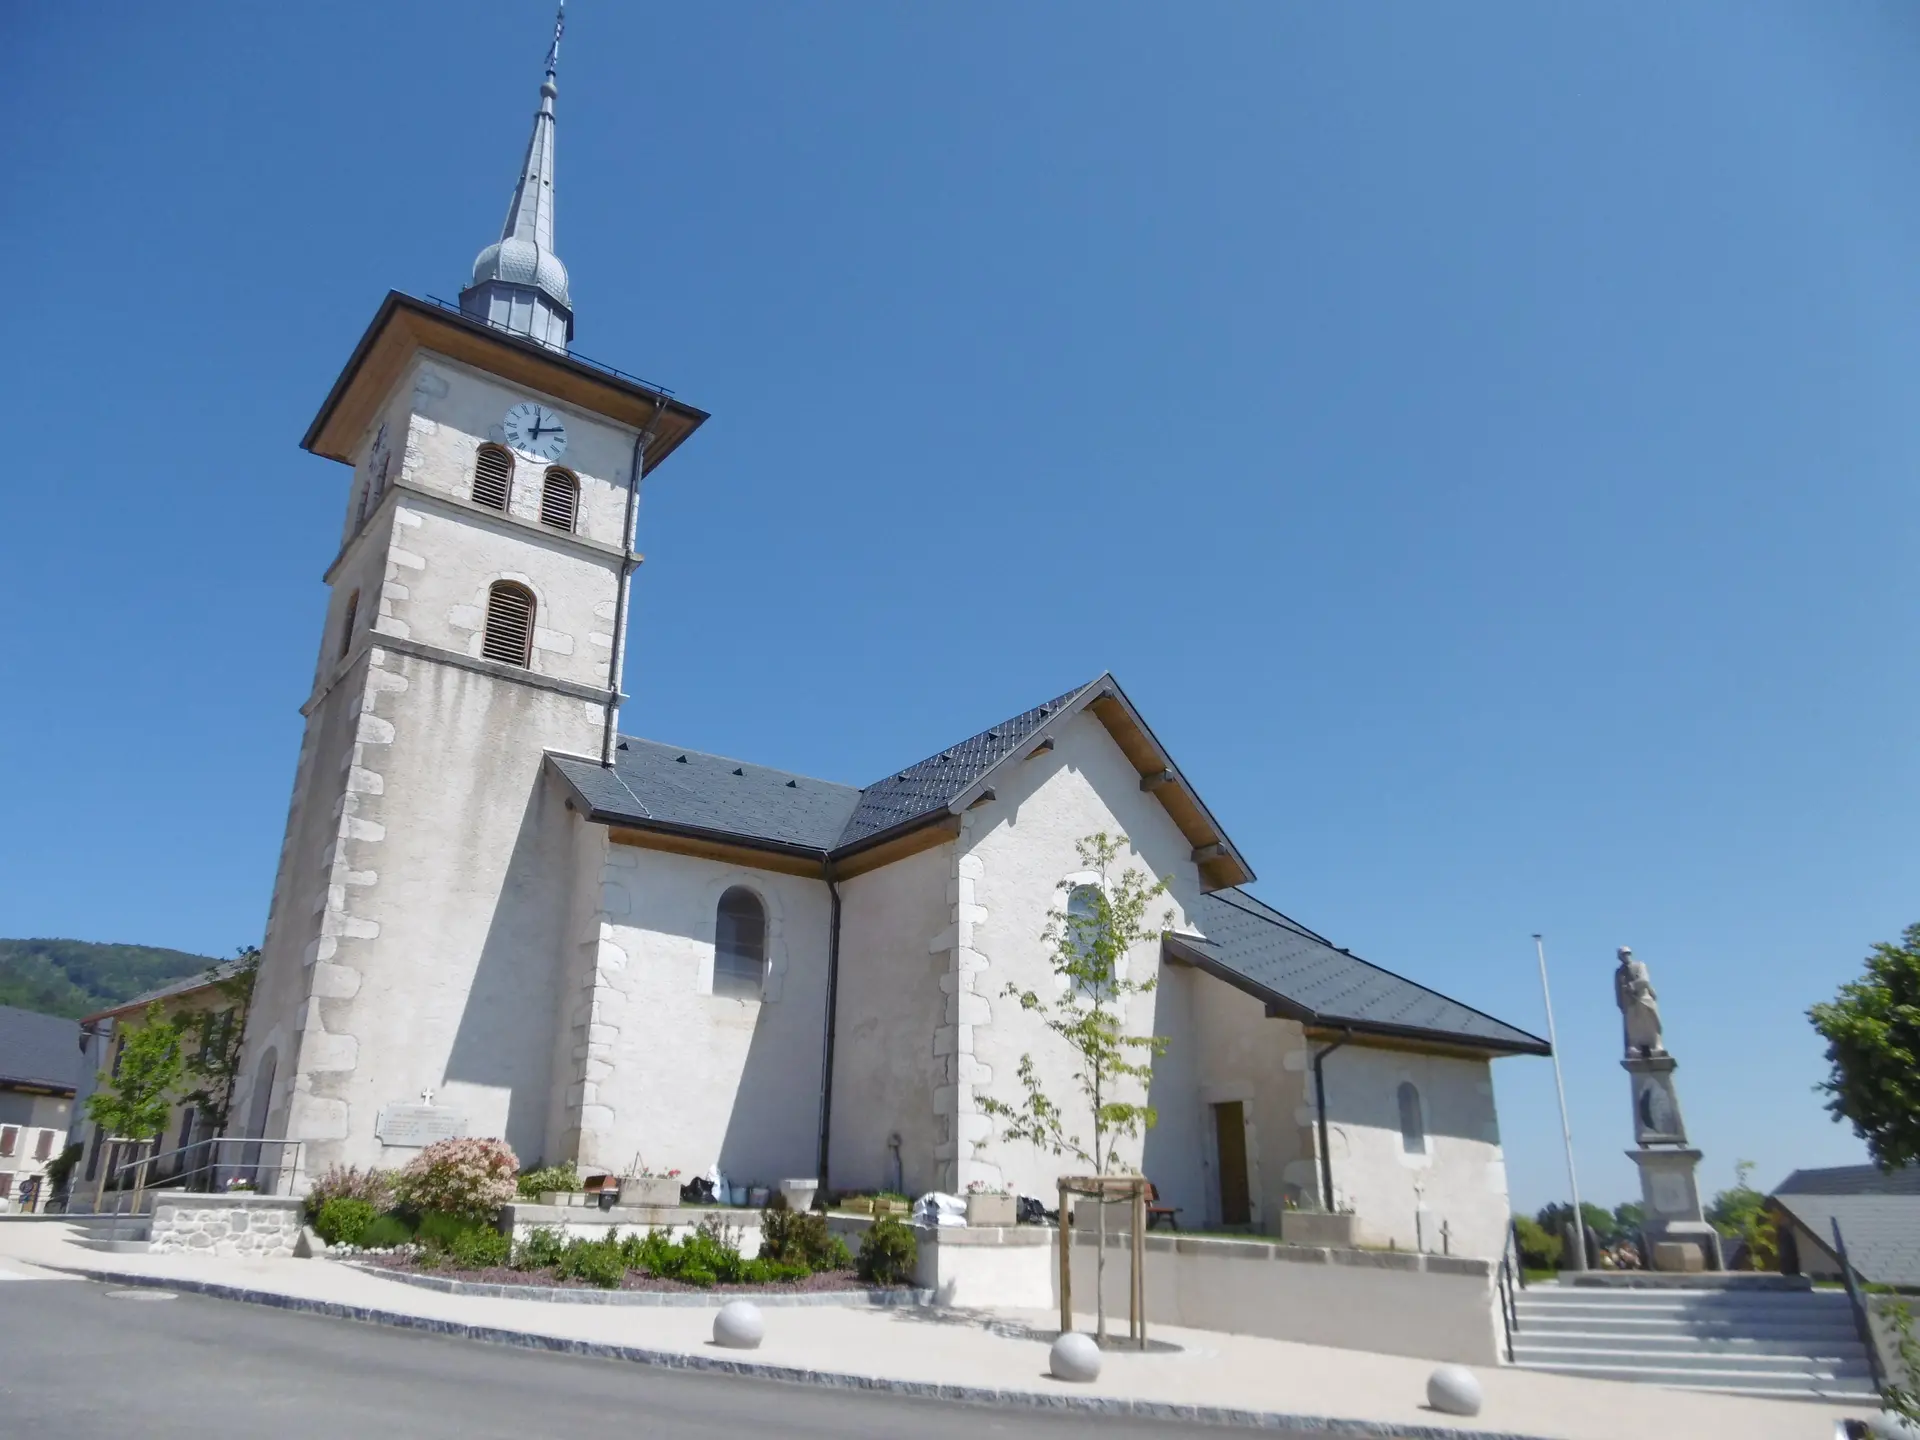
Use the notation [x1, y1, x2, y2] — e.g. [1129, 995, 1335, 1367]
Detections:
[0, 1278, 1269, 1439]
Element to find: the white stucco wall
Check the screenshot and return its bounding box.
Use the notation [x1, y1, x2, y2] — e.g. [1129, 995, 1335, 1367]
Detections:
[581, 843, 833, 1188]
[956, 710, 1204, 1200]
[1317, 1043, 1512, 1260]
[828, 841, 954, 1198]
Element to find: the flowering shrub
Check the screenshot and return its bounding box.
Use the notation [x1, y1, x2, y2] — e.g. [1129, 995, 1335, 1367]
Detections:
[391, 1137, 519, 1223]
[304, 1163, 396, 1222]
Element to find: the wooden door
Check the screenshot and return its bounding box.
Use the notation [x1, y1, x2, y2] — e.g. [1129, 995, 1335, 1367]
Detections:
[1213, 1101, 1251, 1227]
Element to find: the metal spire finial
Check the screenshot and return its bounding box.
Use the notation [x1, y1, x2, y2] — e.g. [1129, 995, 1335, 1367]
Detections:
[458, 0, 575, 351]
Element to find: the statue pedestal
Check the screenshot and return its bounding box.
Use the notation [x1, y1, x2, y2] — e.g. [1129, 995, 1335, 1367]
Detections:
[1626, 1146, 1723, 1272]
[1623, 1054, 1688, 1146]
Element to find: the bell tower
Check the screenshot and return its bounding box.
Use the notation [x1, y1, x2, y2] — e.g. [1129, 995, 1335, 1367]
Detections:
[233, 5, 707, 1183]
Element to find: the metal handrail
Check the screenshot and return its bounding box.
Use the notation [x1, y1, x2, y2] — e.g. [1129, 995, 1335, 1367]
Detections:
[85, 1135, 303, 1218]
[1832, 1217, 1889, 1394]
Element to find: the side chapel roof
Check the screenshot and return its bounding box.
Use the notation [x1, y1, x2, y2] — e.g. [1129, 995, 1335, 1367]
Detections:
[547, 675, 1546, 1057]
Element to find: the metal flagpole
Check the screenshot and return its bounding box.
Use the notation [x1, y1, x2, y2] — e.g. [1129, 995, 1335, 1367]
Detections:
[1533, 934, 1586, 1270]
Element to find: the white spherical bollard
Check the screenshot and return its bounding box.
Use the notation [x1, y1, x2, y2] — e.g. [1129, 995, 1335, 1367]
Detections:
[1426, 1364, 1483, 1418]
[713, 1300, 765, 1350]
[1049, 1331, 1103, 1383]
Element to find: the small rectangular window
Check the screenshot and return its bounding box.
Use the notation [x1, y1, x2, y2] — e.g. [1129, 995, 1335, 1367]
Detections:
[33, 1129, 55, 1162]
[0, 1127, 16, 1157]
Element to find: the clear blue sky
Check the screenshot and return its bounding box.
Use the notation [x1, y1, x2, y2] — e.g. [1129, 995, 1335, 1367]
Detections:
[4, 2, 1916, 1214]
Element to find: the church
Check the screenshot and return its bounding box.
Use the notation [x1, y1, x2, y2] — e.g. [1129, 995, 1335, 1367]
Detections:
[232, 18, 1549, 1263]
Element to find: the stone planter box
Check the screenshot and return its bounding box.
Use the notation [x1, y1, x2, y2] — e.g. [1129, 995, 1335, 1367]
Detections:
[1279, 1211, 1361, 1248]
[537, 1191, 589, 1208]
[779, 1179, 818, 1212]
[619, 1176, 682, 1208]
[966, 1193, 1016, 1227]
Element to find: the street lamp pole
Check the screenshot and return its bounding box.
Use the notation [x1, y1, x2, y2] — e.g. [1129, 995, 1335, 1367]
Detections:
[1534, 933, 1586, 1270]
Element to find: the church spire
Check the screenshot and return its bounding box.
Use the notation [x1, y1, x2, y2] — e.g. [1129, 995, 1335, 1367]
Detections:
[460, 3, 574, 352]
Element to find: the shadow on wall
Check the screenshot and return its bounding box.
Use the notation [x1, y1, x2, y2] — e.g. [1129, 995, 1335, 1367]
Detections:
[444, 774, 573, 1161]
[1318, 1052, 1487, 1145]
[715, 1001, 822, 1192]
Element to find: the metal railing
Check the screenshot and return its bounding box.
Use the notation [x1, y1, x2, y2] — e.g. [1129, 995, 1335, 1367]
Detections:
[1497, 1221, 1525, 1363]
[1832, 1217, 1889, 1395]
[420, 294, 676, 398]
[80, 1136, 304, 1219]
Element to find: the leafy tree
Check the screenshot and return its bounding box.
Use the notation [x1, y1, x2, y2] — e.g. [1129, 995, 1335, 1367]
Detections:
[1809, 924, 1920, 1171]
[1537, 1201, 1623, 1246]
[981, 832, 1171, 1343]
[176, 946, 261, 1132]
[84, 1003, 184, 1167]
[1511, 1213, 1562, 1271]
[1708, 1160, 1779, 1271]
[1612, 1201, 1645, 1237]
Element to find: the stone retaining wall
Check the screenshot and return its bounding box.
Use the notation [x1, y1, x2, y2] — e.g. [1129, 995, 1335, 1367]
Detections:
[148, 1194, 304, 1258]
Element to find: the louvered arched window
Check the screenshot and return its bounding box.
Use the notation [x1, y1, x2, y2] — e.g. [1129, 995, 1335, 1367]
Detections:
[482, 582, 535, 666]
[539, 467, 579, 532]
[714, 887, 768, 999]
[472, 444, 513, 510]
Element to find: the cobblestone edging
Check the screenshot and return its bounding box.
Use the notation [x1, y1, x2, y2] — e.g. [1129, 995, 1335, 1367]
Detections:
[352, 1265, 934, 1308]
[60, 1266, 1557, 1440]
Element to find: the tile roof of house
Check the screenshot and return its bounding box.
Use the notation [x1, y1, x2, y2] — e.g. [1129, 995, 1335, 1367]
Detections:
[1771, 1191, 1920, 1288]
[80, 957, 251, 1025]
[1170, 889, 1552, 1055]
[0, 1004, 83, 1093]
[550, 676, 1545, 1056]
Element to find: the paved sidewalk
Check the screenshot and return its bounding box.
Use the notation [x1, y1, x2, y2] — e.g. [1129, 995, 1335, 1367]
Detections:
[0, 1222, 1874, 1440]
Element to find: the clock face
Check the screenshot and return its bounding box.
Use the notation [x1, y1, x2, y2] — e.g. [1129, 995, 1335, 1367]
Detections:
[502, 401, 568, 462]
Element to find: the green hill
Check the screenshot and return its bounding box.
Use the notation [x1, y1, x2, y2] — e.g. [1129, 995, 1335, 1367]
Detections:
[0, 939, 222, 1020]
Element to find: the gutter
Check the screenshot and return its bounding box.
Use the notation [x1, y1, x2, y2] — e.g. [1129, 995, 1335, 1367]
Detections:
[815, 862, 843, 1192]
[1312, 1030, 1354, 1212]
[601, 412, 657, 766]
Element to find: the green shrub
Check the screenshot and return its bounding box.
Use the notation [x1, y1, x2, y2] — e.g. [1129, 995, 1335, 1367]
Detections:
[513, 1227, 567, 1271]
[446, 1226, 511, 1270]
[1512, 1214, 1562, 1271]
[760, 1206, 851, 1273]
[304, 1164, 396, 1222]
[358, 1212, 415, 1249]
[555, 1235, 627, 1289]
[516, 1161, 582, 1199]
[857, 1216, 917, 1286]
[314, 1197, 377, 1247]
[415, 1210, 486, 1250]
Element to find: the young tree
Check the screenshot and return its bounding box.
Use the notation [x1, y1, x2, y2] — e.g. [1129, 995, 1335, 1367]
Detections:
[85, 1003, 185, 1180]
[1809, 925, 1920, 1171]
[980, 832, 1171, 1342]
[177, 946, 261, 1134]
[1708, 1160, 1779, 1271]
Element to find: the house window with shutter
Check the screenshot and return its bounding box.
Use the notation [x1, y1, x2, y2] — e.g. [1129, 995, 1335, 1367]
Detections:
[33, 1129, 55, 1162]
[472, 443, 513, 510]
[482, 582, 536, 666]
[540, 467, 579, 532]
[339, 591, 359, 660]
[0, 1127, 16, 1157]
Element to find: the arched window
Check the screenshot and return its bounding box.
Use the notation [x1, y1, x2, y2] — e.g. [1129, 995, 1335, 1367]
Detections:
[472, 443, 513, 510]
[713, 887, 768, 999]
[338, 591, 359, 660]
[1397, 1081, 1427, 1156]
[482, 582, 535, 666]
[1066, 883, 1109, 999]
[539, 467, 579, 532]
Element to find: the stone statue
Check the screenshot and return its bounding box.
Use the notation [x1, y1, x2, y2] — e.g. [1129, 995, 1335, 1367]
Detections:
[1614, 946, 1665, 1057]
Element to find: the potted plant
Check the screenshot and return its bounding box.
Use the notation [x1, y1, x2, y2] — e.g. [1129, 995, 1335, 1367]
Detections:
[619, 1157, 683, 1209]
[965, 1181, 1016, 1227]
[779, 1178, 819, 1212]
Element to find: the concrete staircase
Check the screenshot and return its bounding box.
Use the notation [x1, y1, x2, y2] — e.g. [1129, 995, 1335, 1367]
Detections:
[1511, 1281, 1878, 1402]
[57, 1211, 151, 1254]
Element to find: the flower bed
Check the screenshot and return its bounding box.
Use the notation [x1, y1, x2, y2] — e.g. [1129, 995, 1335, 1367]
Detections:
[362, 1254, 886, 1295]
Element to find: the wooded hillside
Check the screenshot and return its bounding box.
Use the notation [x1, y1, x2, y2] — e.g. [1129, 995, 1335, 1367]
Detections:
[0, 939, 220, 1019]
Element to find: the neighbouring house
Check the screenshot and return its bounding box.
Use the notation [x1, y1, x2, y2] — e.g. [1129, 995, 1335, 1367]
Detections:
[0, 1004, 81, 1208]
[224, 34, 1552, 1264]
[72, 958, 251, 1194]
[1769, 1163, 1920, 1288]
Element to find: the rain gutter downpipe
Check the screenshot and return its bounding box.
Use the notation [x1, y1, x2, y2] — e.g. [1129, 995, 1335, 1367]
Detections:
[601, 413, 657, 766]
[814, 859, 843, 1193]
[1313, 1029, 1354, 1213]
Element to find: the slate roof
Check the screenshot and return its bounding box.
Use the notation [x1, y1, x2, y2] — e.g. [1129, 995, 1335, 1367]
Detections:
[1770, 1190, 1920, 1288]
[81, 957, 250, 1025]
[1170, 889, 1552, 1055]
[0, 1004, 83, 1093]
[550, 678, 1112, 857]
[1776, 1164, 1920, 1197]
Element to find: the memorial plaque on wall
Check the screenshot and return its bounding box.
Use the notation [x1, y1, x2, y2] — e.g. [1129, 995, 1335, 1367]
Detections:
[376, 1104, 468, 1147]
